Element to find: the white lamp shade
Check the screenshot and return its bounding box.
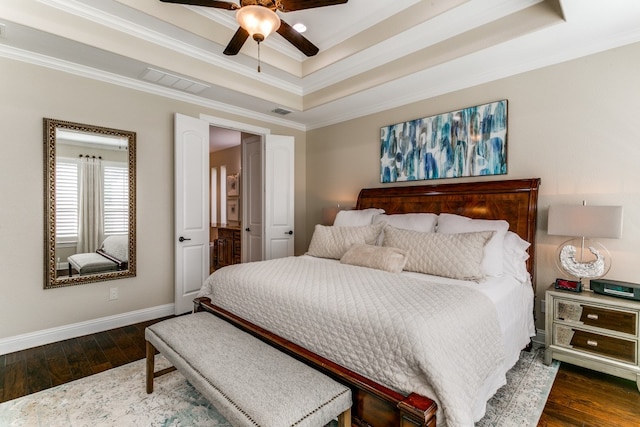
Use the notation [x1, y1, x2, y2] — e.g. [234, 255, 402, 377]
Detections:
[548, 205, 623, 239]
[236, 6, 281, 40]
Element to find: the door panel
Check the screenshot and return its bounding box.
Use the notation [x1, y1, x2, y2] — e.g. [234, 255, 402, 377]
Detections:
[264, 135, 294, 259]
[174, 113, 209, 315]
[242, 135, 262, 263]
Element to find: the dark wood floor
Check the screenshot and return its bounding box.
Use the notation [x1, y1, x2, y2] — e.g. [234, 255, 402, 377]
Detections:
[2, 320, 640, 426]
[0, 316, 171, 403]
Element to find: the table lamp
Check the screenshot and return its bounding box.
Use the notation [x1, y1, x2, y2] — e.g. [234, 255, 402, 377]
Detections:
[548, 202, 623, 283]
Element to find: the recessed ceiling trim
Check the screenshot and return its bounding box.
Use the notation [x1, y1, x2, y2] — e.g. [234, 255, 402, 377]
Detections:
[302, 0, 543, 93]
[302, 0, 563, 109]
[39, 0, 303, 95]
[0, 43, 306, 131]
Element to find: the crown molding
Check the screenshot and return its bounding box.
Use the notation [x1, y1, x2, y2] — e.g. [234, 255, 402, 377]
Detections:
[39, 0, 303, 95]
[0, 44, 307, 131]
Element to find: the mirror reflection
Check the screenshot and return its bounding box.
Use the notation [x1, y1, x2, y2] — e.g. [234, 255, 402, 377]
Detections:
[44, 118, 136, 289]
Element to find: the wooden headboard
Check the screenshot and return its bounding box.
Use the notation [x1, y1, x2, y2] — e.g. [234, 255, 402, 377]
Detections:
[356, 178, 541, 290]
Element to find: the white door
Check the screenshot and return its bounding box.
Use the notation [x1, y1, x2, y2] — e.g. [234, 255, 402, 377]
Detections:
[264, 135, 295, 259]
[242, 134, 263, 262]
[174, 113, 209, 315]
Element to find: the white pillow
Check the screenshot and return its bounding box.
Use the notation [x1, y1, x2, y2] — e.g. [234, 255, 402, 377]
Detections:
[374, 212, 439, 245]
[307, 223, 383, 259]
[437, 213, 509, 277]
[382, 225, 493, 281]
[333, 208, 385, 227]
[373, 213, 438, 232]
[503, 231, 531, 282]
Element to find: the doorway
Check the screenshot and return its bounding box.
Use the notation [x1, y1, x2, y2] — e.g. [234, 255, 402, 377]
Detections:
[209, 127, 262, 272]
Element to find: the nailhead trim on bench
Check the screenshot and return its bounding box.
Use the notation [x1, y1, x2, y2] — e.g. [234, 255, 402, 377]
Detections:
[146, 312, 352, 427]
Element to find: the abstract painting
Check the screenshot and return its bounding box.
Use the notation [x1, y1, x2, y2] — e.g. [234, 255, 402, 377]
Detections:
[380, 100, 507, 183]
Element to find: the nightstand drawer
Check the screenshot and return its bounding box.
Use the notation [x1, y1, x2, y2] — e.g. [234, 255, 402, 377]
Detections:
[555, 299, 637, 335]
[554, 325, 636, 364]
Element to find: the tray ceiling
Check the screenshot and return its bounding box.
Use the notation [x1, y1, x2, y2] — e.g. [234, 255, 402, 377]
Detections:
[1, 0, 640, 129]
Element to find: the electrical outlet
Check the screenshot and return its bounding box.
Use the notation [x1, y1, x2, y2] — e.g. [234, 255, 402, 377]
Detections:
[109, 287, 118, 300]
[540, 299, 546, 313]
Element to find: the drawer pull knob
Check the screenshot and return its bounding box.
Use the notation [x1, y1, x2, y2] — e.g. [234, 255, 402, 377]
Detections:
[587, 313, 599, 320]
[587, 340, 598, 347]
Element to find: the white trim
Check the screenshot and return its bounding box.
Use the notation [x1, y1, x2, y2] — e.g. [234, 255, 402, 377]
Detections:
[38, 0, 301, 95]
[0, 45, 306, 132]
[533, 328, 546, 346]
[199, 114, 271, 136]
[0, 304, 174, 355]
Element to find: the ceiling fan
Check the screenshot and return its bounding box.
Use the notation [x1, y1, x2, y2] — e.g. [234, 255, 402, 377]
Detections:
[159, 0, 349, 57]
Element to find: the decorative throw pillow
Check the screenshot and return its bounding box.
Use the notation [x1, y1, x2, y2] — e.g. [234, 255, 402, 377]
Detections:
[340, 244, 407, 273]
[436, 213, 509, 277]
[382, 225, 494, 281]
[307, 223, 383, 260]
[333, 208, 385, 227]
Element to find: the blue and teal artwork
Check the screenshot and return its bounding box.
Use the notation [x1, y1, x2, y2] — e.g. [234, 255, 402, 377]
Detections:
[380, 100, 507, 183]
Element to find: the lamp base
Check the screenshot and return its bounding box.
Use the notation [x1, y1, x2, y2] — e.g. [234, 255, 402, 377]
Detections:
[555, 237, 611, 282]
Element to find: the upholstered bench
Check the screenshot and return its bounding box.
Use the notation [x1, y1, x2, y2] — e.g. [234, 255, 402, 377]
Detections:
[145, 312, 352, 427]
[67, 235, 128, 276]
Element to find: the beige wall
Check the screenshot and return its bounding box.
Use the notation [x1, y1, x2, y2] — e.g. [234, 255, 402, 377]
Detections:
[3, 41, 639, 342]
[306, 42, 640, 330]
[0, 58, 306, 340]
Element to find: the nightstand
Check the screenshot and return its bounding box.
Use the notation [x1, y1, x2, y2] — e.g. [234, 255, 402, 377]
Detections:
[545, 284, 640, 392]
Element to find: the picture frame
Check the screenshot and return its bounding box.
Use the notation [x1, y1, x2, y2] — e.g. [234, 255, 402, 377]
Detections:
[380, 99, 507, 183]
[227, 173, 239, 197]
[227, 198, 239, 222]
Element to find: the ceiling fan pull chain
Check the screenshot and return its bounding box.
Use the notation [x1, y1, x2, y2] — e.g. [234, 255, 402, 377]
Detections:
[257, 41, 261, 73]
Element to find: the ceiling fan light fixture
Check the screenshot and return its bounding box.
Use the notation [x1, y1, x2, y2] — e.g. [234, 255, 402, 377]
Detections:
[236, 5, 281, 42]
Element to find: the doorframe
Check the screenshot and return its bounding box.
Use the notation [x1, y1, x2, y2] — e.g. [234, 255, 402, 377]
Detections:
[199, 114, 271, 263]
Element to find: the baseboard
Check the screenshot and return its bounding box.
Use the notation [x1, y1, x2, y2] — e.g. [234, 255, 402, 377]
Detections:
[533, 328, 546, 346]
[0, 303, 175, 355]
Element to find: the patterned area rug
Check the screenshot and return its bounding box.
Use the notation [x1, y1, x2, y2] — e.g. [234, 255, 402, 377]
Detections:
[0, 345, 557, 426]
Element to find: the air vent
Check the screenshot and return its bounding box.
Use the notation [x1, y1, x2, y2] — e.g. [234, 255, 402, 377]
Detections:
[271, 107, 292, 116]
[140, 68, 209, 94]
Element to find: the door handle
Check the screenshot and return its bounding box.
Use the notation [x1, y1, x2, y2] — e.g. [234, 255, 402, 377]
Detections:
[178, 236, 191, 242]
[284, 230, 293, 235]
[245, 228, 251, 232]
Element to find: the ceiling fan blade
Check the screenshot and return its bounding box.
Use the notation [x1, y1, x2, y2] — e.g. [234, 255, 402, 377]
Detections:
[159, 0, 239, 10]
[223, 27, 250, 55]
[276, 19, 319, 57]
[278, 0, 347, 12]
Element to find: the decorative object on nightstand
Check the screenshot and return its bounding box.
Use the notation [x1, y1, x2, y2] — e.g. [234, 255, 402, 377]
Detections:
[544, 284, 640, 392]
[548, 202, 623, 286]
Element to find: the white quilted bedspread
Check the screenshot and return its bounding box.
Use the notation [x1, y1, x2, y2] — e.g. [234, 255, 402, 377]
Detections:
[198, 256, 505, 427]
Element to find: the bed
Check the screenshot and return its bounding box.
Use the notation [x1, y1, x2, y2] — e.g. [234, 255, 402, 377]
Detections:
[194, 178, 541, 427]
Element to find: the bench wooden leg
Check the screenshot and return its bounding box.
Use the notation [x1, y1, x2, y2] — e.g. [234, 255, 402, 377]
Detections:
[146, 340, 155, 394]
[338, 407, 351, 427]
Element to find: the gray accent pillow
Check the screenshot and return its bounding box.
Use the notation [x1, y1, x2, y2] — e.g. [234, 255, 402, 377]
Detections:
[382, 225, 494, 281]
[307, 223, 383, 259]
[340, 244, 407, 273]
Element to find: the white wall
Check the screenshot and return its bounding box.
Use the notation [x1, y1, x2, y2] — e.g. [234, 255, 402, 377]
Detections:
[0, 58, 306, 345]
[306, 41, 640, 330]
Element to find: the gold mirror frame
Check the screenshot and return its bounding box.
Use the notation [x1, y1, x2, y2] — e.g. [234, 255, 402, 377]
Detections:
[44, 118, 136, 289]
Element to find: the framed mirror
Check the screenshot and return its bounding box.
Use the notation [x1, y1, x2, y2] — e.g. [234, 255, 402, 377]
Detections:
[44, 118, 136, 289]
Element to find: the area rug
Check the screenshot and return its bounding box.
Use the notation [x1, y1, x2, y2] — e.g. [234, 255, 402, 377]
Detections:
[0, 345, 558, 427]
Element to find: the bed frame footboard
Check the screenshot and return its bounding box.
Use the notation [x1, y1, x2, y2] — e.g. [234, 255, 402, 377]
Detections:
[194, 297, 437, 427]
